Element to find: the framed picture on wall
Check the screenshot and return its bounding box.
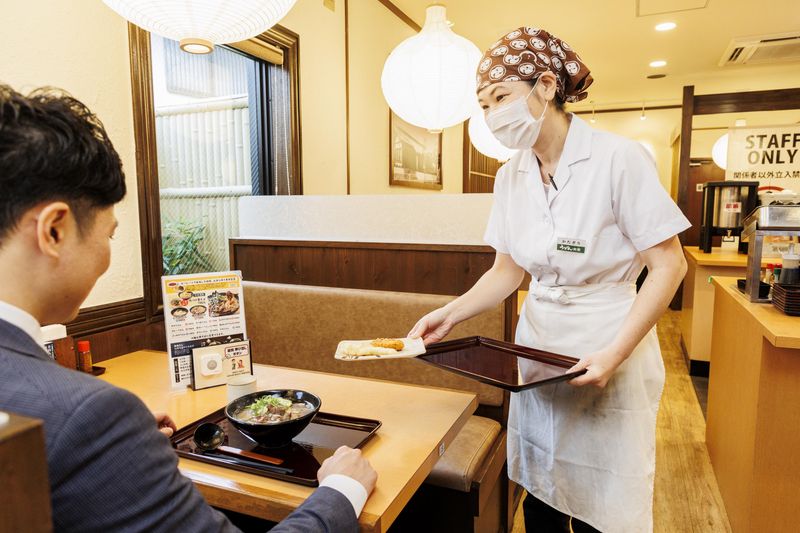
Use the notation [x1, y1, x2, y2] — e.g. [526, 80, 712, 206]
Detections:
[389, 110, 443, 190]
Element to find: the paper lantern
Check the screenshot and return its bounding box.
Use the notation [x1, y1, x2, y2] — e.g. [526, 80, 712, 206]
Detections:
[468, 108, 517, 162]
[103, 0, 298, 54]
[712, 134, 728, 169]
[381, 5, 482, 132]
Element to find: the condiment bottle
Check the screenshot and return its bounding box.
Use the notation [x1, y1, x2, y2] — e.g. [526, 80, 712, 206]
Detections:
[77, 340, 93, 373]
[765, 263, 774, 285]
[779, 244, 799, 285]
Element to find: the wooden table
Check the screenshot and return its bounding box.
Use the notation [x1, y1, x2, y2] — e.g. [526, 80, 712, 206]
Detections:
[706, 277, 800, 532]
[100, 351, 477, 532]
[680, 246, 771, 373]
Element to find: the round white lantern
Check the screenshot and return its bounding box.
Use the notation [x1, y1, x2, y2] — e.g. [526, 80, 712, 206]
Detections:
[468, 108, 517, 162]
[712, 133, 728, 169]
[102, 0, 298, 54]
[381, 5, 482, 132]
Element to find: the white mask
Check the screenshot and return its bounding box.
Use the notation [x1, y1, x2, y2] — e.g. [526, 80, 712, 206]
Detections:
[485, 84, 548, 150]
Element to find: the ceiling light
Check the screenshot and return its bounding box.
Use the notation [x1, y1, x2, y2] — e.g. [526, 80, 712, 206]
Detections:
[640, 103, 647, 121]
[590, 101, 596, 124]
[102, 0, 298, 54]
[649, 60, 667, 68]
[381, 5, 482, 131]
[179, 38, 213, 54]
[655, 22, 677, 31]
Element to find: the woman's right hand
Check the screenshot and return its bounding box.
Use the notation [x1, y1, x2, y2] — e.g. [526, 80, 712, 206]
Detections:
[408, 306, 456, 346]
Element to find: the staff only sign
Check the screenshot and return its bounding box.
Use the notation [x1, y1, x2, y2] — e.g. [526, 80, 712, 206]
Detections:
[726, 125, 800, 191]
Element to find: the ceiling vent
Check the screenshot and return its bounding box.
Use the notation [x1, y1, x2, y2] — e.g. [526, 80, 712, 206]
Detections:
[720, 32, 800, 66]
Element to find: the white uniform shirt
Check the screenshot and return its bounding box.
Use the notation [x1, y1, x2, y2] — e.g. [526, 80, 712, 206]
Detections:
[484, 115, 690, 286]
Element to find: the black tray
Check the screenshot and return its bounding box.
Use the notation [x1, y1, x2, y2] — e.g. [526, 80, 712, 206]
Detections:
[171, 409, 381, 486]
[419, 336, 586, 392]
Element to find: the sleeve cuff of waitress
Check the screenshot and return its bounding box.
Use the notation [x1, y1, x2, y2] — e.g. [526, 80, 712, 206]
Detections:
[319, 474, 369, 517]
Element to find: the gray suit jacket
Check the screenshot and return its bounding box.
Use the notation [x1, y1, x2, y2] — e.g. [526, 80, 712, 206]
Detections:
[0, 319, 358, 532]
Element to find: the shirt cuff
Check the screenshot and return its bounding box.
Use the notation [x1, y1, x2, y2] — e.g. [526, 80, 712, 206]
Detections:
[319, 474, 368, 517]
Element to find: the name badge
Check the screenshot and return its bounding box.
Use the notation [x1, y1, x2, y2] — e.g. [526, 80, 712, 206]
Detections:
[556, 237, 586, 254]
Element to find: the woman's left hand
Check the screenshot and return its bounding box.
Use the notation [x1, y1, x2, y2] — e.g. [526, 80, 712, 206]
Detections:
[566, 348, 626, 388]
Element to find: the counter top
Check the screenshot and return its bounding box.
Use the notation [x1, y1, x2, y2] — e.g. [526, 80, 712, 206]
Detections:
[711, 276, 800, 349]
[683, 246, 771, 267]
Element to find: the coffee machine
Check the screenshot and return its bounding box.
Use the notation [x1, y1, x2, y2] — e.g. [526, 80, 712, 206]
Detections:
[699, 181, 759, 253]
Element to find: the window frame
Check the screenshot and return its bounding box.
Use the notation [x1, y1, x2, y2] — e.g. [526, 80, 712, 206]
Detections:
[128, 23, 302, 320]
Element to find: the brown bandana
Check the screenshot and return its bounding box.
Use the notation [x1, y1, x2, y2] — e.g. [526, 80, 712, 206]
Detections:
[476, 27, 593, 103]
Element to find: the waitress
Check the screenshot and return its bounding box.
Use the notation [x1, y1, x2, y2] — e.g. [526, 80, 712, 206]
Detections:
[409, 27, 689, 533]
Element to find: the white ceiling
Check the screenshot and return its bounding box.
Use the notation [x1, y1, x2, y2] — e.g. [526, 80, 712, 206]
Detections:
[389, 0, 800, 111]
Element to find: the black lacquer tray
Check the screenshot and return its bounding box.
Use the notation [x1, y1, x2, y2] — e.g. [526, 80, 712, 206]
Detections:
[171, 409, 381, 486]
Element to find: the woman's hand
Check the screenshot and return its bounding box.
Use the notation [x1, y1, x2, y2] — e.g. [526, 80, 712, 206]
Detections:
[154, 412, 177, 438]
[408, 306, 456, 346]
[566, 347, 627, 388]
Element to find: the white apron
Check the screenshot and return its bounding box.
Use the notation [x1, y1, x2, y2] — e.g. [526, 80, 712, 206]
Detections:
[508, 281, 664, 533]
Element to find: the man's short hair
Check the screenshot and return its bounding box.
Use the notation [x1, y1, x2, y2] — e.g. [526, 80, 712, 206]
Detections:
[0, 84, 126, 243]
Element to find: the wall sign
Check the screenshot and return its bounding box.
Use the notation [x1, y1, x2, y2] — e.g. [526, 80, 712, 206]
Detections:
[726, 125, 800, 191]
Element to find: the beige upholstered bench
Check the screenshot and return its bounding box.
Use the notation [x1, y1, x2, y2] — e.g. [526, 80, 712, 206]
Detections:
[242, 281, 510, 533]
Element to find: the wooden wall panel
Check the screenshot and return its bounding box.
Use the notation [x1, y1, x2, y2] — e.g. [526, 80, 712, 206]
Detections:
[230, 239, 497, 296]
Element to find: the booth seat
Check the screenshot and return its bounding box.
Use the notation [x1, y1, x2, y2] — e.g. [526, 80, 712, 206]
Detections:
[242, 281, 511, 533]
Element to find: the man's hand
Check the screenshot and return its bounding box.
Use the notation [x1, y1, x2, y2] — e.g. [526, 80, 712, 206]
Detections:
[567, 347, 627, 388]
[317, 446, 377, 496]
[154, 412, 177, 438]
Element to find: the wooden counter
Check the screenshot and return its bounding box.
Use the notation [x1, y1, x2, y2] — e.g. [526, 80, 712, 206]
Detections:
[100, 351, 477, 532]
[706, 277, 800, 532]
[680, 247, 772, 371]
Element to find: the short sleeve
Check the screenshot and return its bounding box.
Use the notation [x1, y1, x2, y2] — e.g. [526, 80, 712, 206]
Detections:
[483, 165, 511, 254]
[610, 141, 690, 251]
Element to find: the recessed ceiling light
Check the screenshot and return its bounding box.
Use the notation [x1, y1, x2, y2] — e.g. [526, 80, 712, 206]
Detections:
[655, 22, 677, 31]
[649, 60, 667, 68]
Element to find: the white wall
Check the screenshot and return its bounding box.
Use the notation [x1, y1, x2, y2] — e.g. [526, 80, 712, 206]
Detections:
[238, 194, 493, 244]
[280, 0, 349, 195]
[0, 0, 143, 308]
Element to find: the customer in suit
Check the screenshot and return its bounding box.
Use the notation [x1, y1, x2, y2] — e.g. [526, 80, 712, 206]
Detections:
[0, 83, 377, 532]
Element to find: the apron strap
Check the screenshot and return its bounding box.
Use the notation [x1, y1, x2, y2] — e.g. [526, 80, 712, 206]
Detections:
[529, 281, 634, 305]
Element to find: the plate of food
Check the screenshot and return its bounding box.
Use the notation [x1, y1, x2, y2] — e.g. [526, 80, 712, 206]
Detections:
[335, 337, 425, 361]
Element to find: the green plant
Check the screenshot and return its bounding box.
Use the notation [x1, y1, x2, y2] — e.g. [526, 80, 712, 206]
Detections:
[162, 220, 213, 275]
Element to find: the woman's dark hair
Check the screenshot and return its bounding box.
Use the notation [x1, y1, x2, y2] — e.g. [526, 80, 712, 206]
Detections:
[0, 84, 126, 243]
[529, 78, 566, 112]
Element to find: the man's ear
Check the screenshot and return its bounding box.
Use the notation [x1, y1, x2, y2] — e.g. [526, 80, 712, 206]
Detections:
[35, 202, 72, 258]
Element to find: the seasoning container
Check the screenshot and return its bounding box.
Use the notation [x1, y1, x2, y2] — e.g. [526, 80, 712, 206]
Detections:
[77, 340, 93, 373]
[779, 244, 799, 285]
[764, 263, 775, 285]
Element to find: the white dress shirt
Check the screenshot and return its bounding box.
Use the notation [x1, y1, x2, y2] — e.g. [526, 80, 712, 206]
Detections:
[0, 300, 43, 346]
[0, 299, 368, 517]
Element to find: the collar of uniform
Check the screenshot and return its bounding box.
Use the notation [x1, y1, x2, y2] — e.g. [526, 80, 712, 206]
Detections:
[516, 114, 592, 174]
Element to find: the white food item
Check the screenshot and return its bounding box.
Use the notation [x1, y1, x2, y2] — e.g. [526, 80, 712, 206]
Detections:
[342, 343, 397, 357]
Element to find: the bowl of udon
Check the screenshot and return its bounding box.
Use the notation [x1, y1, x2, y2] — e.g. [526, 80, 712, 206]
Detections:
[225, 389, 321, 448]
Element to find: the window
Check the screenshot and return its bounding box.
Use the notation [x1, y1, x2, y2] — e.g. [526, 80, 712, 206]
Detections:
[152, 36, 265, 275]
[129, 25, 301, 318]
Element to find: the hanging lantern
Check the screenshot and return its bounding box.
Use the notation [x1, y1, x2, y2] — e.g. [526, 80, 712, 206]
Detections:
[103, 0, 298, 54]
[381, 5, 482, 132]
[468, 107, 517, 162]
[712, 133, 728, 169]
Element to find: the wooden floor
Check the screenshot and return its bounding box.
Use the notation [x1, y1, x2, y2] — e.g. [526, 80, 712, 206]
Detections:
[511, 310, 731, 532]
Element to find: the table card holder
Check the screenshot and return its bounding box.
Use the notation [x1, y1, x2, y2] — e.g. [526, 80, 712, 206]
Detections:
[190, 340, 253, 391]
[161, 271, 249, 389]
